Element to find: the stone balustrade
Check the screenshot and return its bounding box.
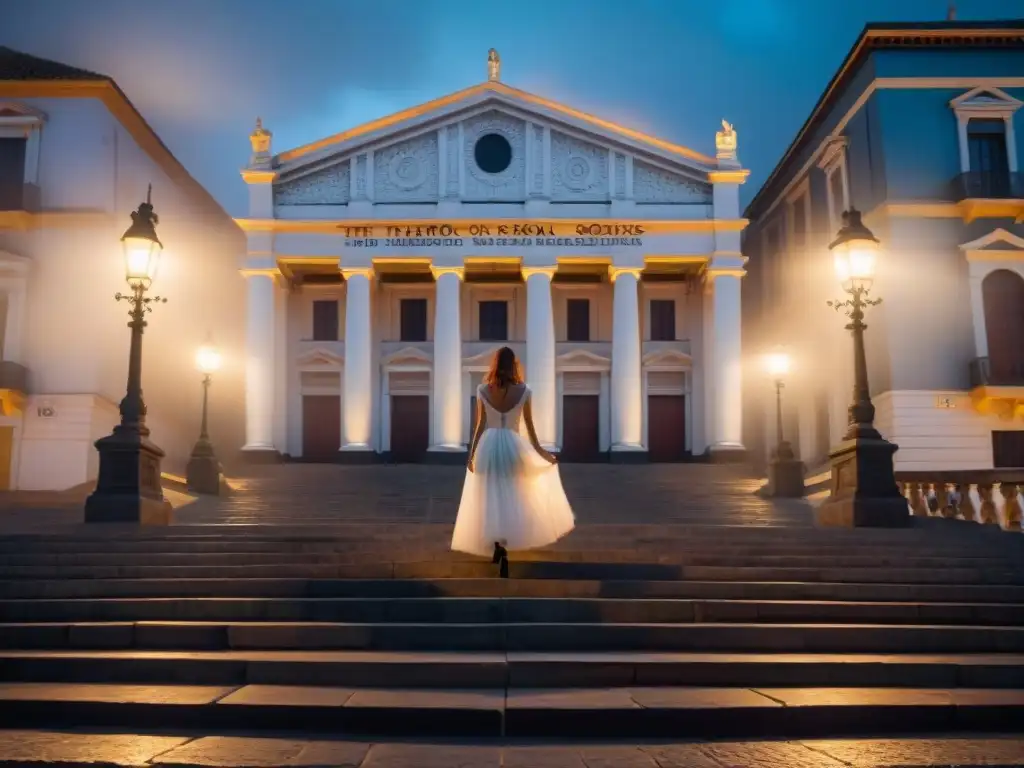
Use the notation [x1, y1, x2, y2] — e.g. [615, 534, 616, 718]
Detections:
[896, 470, 1024, 532]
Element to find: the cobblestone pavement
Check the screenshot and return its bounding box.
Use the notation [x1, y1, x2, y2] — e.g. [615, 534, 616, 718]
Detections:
[0, 464, 812, 532]
[0, 730, 1021, 766]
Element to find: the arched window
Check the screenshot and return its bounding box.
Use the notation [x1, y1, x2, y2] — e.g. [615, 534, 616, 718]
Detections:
[982, 269, 1024, 383]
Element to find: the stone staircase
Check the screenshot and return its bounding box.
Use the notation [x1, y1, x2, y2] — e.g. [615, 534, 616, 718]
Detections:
[2, 520, 1024, 740]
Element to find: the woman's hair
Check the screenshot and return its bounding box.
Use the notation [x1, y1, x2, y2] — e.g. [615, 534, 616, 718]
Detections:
[483, 346, 524, 389]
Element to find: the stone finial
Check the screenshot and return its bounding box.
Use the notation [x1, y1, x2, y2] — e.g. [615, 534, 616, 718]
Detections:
[487, 48, 501, 82]
[716, 119, 737, 160]
[249, 117, 272, 168]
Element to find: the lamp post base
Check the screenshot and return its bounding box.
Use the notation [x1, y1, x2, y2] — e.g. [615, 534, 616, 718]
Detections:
[187, 439, 223, 495]
[768, 442, 805, 498]
[815, 435, 909, 528]
[84, 429, 172, 525]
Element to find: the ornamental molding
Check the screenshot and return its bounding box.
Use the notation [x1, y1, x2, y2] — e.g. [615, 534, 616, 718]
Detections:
[382, 345, 433, 366]
[556, 348, 611, 370]
[296, 348, 344, 367]
[642, 347, 693, 368]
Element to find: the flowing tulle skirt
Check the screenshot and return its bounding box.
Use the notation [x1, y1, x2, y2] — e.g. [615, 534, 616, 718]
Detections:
[451, 428, 576, 557]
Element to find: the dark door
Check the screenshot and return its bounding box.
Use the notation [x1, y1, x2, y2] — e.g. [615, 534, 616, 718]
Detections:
[647, 395, 687, 462]
[302, 395, 340, 461]
[390, 395, 430, 462]
[560, 395, 600, 462]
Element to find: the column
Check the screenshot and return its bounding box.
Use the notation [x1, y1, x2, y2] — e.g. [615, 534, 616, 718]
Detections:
[243, 272, 277, 454]
[610, 267, 643, 451]
[709, 270, 745, 455]
[431, 266, 464, 450]
[3, 285, 26, 364]
[341, 267, 374, 451]
[524, 266, 557, 447]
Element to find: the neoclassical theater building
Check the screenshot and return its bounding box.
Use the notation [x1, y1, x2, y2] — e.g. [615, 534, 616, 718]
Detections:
[238, 52, 749, 463]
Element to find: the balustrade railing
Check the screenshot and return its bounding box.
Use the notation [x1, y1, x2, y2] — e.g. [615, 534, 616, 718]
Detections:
[896, 470, 1024, 532]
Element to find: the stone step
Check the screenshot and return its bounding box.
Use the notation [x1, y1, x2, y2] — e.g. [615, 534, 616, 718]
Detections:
[1, 681, 1022, 738]
[2, 561, 1023, 583]
[5, 621, 1024, 652]
[4, 550, 1023, 569]
[5, 729, 1024, 768]
[4, 649, 1024, 689]
[6, 577, 1024, 603]
[3, 596, 1024, 625]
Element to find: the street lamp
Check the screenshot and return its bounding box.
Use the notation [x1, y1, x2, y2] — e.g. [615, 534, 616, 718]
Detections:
[84, 185, 173, 524]
[186, 342, 224, 495]
[816, 209, 908, 527]
[763, 350, 804, 497]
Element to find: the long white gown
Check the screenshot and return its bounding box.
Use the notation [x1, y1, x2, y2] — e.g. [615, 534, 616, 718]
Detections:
[451, 385, 576, 557]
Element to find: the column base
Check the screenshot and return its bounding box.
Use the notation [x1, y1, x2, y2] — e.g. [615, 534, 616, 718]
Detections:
[708, 443, 748, 464]
[815, 435, 910, 528]
[85, 426, 172, 525]
[186, 449, 224, 496]
[767, 457, 806, 498]
[240, 447, 281, 464]
[610, 444, 648, 464]
[337, 445, 378, 465]
[426, 445, 469, 465]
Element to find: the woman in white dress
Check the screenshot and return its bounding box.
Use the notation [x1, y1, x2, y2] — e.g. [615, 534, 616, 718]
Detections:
[451, 346, 576, 577]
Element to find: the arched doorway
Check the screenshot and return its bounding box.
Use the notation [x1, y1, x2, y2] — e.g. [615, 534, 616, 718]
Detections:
[982, 269, 1024, 383]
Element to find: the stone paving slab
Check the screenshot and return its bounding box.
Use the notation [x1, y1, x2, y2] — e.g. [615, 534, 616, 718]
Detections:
[2, 731, 1024, 767]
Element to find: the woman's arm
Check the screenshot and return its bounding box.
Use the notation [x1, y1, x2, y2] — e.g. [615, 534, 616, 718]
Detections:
[466, 397, 486, 472]
[523, 396, 557, 464]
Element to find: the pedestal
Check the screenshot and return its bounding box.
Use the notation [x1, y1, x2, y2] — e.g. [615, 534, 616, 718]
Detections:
[84, 431, 172, 525]
[186, 439, 223, 495]
[767, 442, 805, 498]
[815, 436, 910, 527]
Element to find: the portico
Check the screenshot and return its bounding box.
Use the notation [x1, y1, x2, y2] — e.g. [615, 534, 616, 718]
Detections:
[238, 53, 749, 464]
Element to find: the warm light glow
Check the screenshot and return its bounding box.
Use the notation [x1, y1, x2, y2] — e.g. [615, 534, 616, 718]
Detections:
[123, 236, 162, 289]
[832, 238, 879, 288]
[764, 352, 791, 379]
[196, 344, 222, 375]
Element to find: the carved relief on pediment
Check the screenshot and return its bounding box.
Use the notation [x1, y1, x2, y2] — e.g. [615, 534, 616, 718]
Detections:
[551, 131, 609, 200]
[374, 133, 440, 202]
[633, 161, 711, 204]
[275, 162, 351, 206]
[461, 110, 526, 201]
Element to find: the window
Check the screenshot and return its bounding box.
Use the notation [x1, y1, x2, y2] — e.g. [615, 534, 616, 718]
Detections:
[566, 298, 590, 342]
[474, 133, 512, 174]
[399, 298, 427, 342]
[650, 299, 676, 341]
[968, 119, 1011, 197]
[311, 300, 339, 341]
[818, 137, 849, 234]
[478, 300, 508, 341]
[827, 167, 846, 232]
[993, 431, 1024, 468]
[0, 138, 26, 210]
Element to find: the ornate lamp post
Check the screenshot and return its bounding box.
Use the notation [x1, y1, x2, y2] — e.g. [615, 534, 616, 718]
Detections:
[186, 342, 224, 495]
[816, 209, 908, 527]
[764, 350, 804, 498]
[84, 186, 173, 524]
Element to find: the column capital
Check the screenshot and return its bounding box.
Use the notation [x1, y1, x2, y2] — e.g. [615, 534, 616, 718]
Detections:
[341, 266, 375, 280]
[240, 169, 278, 184]
[521, 265, 557, 280]
[706, 267, 747, 280]
[608, 266, 643, 283]
[239, 267, 282, 279]
[430, 265, 465, 280]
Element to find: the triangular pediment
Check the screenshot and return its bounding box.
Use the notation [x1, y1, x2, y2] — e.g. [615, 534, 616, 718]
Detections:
[270, 82, 717, 207]
[642, 348, 693, 367]
[296, 348, 344, 367]
[950, 86, 1023, 111]
[382, 346, 433, 366]
[959, 228, 1024, 252]
[0, 101, 46, 123]
[556, 348, 611, 369]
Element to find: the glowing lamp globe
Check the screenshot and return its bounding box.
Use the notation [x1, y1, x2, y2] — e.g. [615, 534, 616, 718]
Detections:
[121, 193, 163, 290]
[829, 209, 879, 290]
[196, 344, 222, 376]
[764, 352, 791, 379]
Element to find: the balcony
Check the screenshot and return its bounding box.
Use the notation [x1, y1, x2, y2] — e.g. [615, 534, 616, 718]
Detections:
[969, 356, 1024, 421]
[950, 171, 1024, 201]
[0, 361, 28, 415]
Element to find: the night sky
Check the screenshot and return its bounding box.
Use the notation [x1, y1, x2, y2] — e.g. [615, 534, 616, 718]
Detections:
[3, 0, 1021, 217]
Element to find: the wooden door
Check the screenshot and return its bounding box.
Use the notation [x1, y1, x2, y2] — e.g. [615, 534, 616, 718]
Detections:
[647, 395, 687, 462]
[0, 426, 13, 489]
[302, 395, 340, 461]
[560, 395, 600, 462]
[390, 395, 430, 463]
